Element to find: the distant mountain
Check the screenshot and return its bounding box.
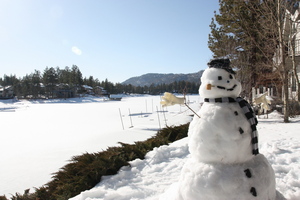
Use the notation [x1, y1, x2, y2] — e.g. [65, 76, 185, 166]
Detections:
[122, 71, 204, 87]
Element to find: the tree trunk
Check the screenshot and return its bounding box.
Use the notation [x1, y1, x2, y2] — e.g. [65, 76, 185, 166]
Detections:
[288, 12, 300, 102]
[277, 0, 289, 122]
[292, 63, 300, 102]
[283, 70, 290, 122]
[291, 47, 300, 102]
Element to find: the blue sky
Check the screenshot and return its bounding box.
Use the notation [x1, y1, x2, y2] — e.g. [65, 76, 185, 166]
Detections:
[0, 0, 219, 83]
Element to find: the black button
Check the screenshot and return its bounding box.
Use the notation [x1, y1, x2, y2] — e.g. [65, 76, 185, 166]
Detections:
[244, 169, 252, 178]
[250, 187, 257, 197]
[239, 127, 244, 134]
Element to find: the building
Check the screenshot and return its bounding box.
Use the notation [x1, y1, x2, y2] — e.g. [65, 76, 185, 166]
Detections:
[283, 7, 300, 101]
[254, 6, 300, 102]
[0, 85, 14, 99]
[94, 86, 109, 96]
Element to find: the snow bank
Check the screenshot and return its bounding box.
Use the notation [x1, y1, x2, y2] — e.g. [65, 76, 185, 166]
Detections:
[69, 138, 190, 200]
[70, 114, 300, 200]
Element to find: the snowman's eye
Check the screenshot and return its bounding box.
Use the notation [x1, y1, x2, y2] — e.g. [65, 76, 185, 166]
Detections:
[218, 76, 222, 80]
[229, 74, 233, 79]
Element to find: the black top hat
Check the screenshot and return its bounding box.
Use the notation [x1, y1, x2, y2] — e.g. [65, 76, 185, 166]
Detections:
[207, 58, 236, 74]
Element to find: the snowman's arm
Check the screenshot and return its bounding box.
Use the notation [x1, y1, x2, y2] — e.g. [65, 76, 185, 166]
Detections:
[160, 92, 201, 118]
[160, 92, 185, 107]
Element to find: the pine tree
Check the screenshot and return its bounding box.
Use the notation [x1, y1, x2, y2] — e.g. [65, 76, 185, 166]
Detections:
[43, 67, 58, 98]
[31, 70, 42, 99]
[208, 0, 267, 97]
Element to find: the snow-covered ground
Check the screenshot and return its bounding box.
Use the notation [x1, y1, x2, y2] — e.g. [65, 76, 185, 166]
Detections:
[0, 95, 198, 198]
[1, 96, 300, 199]
[69, 110, 300, 200]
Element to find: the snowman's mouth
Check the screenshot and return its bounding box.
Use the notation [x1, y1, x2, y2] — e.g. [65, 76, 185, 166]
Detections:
[217, 84, 237, 91]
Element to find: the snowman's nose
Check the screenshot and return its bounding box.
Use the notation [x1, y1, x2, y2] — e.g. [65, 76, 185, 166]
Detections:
[227, 80, 230, 83]
[206, 84, 215, 90]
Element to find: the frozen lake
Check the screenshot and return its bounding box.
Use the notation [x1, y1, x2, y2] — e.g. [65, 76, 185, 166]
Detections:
[0, 95, 199, 197]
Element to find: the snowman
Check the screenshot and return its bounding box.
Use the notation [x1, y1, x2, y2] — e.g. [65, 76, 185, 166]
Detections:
[160, 58, 285, 200]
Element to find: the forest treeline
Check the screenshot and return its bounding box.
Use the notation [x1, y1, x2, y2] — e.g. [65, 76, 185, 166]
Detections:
[0, 65, 200, 99]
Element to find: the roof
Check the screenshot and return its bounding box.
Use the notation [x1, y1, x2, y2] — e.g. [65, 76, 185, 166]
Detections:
[82, 85, 93, 90]
[0, 85, 13, 91]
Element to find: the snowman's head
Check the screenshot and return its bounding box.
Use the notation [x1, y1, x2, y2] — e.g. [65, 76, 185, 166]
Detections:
[199, 59, 241, 98]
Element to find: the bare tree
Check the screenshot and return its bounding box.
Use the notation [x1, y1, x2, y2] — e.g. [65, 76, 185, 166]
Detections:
[287, 9, 300, 102]
[209, 0, 299, 122]
[275, 0, 291, 122]
[241, 0, 294, 122]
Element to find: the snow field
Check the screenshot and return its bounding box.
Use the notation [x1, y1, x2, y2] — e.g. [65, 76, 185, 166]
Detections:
[70, 112, 300, 200]
[258, 116, 300, 199]
[0, 95, 198, 197]
[1, 96, 300, 199]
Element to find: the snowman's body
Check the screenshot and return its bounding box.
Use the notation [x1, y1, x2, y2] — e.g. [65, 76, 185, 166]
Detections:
[188, 101, 254, 164]
[161, 59, 283, 200]
[177, 154, 277, 200]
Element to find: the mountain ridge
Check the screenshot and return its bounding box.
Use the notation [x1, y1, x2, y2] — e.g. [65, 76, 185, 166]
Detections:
[122, 71, 204, 87]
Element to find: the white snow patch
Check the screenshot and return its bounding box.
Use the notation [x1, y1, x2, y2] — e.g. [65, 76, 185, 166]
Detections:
[0, 95, 198, 198]
[70, 113, 300, 200]
[1, 96, 299, 200]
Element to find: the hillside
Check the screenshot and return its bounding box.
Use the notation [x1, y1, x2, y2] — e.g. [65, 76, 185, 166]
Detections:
[122, 71, 204, 87]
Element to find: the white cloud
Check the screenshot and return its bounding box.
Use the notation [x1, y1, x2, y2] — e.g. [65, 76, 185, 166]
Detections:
[72, 46, 82, 55]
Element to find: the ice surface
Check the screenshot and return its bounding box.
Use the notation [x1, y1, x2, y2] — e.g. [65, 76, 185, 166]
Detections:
[0, 95, 198, 198]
